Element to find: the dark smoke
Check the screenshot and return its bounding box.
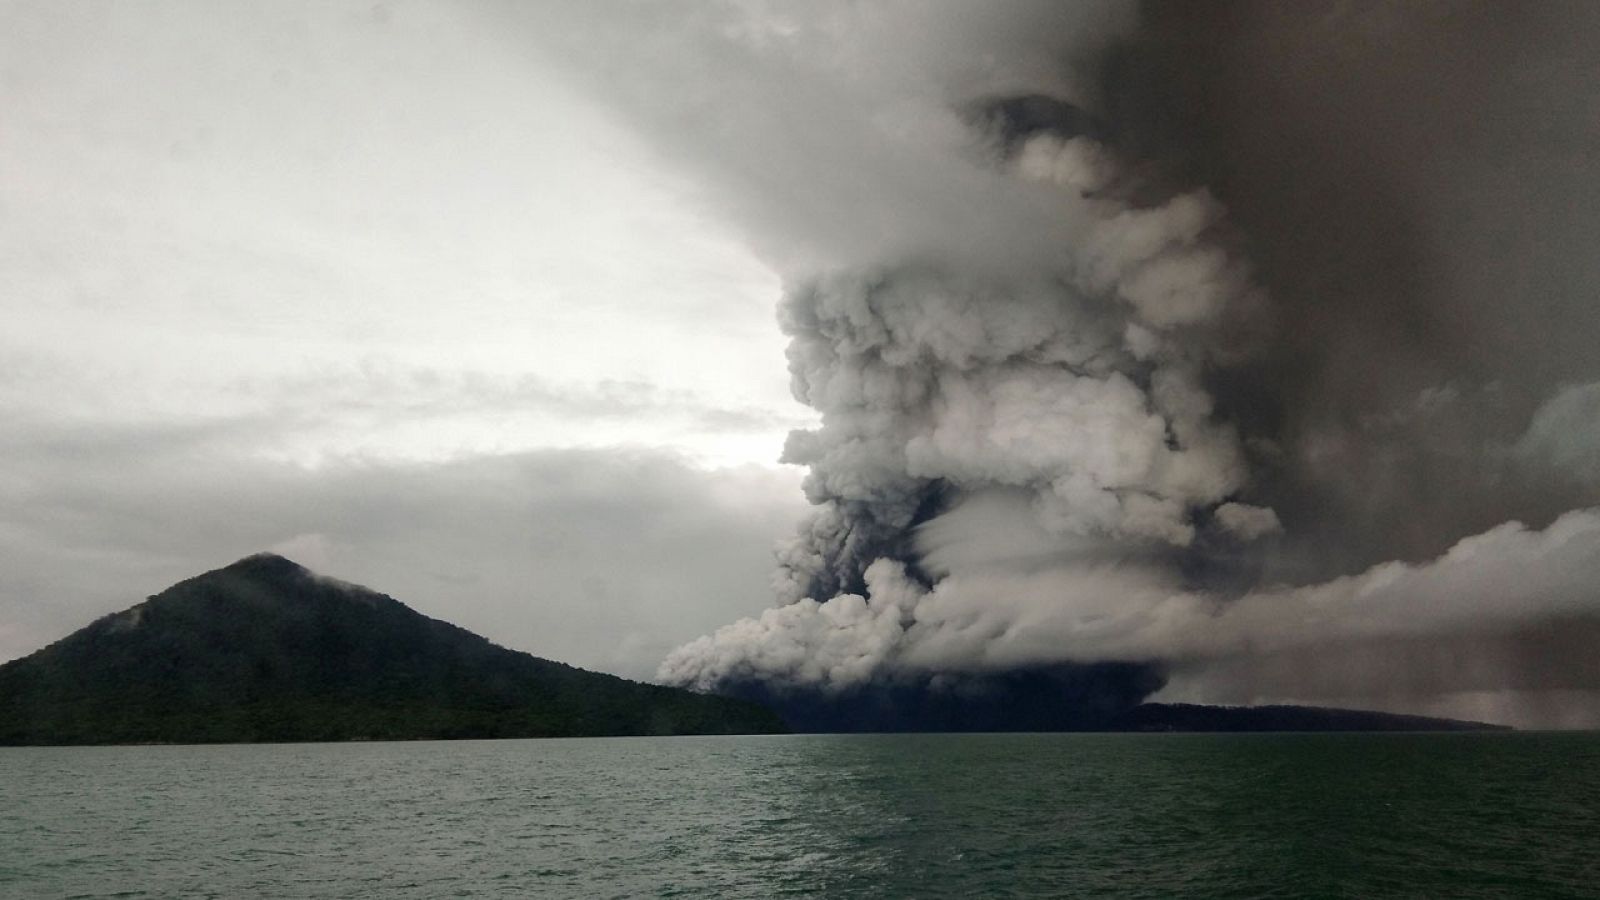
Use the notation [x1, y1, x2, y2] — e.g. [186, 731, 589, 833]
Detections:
[1099, 0, 1600, 580]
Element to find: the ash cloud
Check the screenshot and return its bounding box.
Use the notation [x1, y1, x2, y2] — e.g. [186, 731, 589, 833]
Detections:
[518, 2, 1600, 727]
[1100, 0, 1600, 577]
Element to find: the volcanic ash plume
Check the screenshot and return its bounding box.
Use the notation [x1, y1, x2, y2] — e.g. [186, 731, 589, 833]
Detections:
[661, 115, 1277, 693]
[520, 1, 1600, 726]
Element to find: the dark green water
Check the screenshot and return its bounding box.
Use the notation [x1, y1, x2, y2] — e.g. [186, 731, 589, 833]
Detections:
[2, 733, 1597, 898]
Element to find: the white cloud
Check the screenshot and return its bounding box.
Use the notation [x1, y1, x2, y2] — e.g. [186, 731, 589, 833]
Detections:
[1516, 381, 1600, 485]
[1, 0, 808, 469]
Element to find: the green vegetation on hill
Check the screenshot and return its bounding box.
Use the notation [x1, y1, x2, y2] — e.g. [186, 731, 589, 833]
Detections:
[0, 554, 786, 745]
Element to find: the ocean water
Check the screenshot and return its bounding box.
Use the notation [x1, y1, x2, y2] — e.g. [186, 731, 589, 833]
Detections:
[2, 733, 1597, 898]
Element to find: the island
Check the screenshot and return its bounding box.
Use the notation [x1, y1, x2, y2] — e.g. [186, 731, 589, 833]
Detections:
[0, 554, 1507, 745]
[0, 554, 787, 744]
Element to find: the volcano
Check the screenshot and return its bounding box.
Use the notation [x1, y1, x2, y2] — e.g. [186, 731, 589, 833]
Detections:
[0, 554, 786, 745]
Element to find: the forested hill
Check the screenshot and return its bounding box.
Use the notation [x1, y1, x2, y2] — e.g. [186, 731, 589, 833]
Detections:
[0, 554, 786, 745]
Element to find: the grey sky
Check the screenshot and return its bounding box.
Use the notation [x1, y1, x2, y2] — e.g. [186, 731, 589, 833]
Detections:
[1, 0, 812, 674]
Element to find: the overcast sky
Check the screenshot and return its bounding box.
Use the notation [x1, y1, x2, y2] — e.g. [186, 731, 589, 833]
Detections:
[8, 2, 1600, 730]
[1, 0, 816, 678]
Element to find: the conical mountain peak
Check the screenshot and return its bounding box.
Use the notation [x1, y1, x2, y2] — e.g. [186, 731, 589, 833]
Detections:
[216, 552, 313, 580]
[0, 557, 787, 744]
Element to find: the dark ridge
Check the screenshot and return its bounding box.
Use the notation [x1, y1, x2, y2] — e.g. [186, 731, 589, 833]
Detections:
[222, 552, 312, 579]
[0, 555, 786, 745]
[716, 668, 1508, 733]
[719, 663, 1168, 733]
[1114, 703, 1511, 733]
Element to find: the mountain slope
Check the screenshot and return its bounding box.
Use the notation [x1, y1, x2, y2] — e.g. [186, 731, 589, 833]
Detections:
[0, 554, 786, 744]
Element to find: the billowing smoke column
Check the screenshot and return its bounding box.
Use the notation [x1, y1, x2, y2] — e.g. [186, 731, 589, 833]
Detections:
[660, 100, 1279, 707]
[520, 0, 1600, 728]
[773, 132, 1273, 594]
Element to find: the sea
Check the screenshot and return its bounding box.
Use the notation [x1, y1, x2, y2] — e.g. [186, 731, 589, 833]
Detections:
[2, 732, 1597, 898]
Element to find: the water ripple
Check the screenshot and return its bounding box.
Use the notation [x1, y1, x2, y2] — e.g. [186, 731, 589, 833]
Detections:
[1, 733, 1597, 898]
